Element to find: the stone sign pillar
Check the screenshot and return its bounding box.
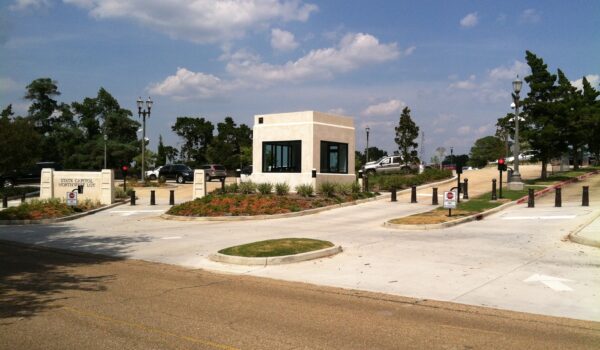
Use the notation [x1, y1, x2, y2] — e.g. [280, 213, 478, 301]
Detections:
[101, 169, 115, 204]
[40, 168, 54, 199]
[193, 169, 207, 199]
[40, 169, 115, 205]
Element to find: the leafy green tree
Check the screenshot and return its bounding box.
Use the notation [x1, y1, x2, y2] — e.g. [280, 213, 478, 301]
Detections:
[172, 117, 214, 165]
[556, 69, 587, 170]
[580, 77, 600, 164]
[24, 78, 60, 135]
[468, 136, 503, 168]
[163, 146, 179, 164]
[522, 51, 565, 179]
[0, 106, 42, 173]
[206, 117, 252, 170]
[394, 107, 420, 163]
[156, 135, 167, 166]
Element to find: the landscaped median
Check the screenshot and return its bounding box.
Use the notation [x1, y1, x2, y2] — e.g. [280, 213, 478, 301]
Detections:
[210, 238, 342, 265]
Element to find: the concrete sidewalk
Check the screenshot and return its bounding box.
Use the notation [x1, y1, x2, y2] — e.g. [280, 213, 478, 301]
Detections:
[570, 211, 600, 248]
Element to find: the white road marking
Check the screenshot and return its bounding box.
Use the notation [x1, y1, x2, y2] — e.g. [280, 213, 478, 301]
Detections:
[109, 210, 165, 216]
[524, 274, 573, 292]
[502, 215, 576, 220]
[161, 236, 182, 240]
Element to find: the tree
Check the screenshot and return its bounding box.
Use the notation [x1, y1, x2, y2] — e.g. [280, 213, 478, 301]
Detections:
[522, 51, 565, 179]
[581, 77, 600, 164]
[206, 117, 253, 170]
[556, 69, 587, 170]
[0, 107, 42, 173]
[394, 106, 420, 163]
[468, 136, 504, 168]
[172, 117, 214, 165]
[431, 147, 446, 168]
[156, 135, 167, 166]
[163, 146, 179, 164]
[25, 78, 60, 135]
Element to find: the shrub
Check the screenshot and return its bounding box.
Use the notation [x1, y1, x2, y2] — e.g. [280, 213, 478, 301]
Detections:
[295, 184, 314, 197]
[383, 176, 405, 190]
[239, 181, 257, 194]
[225, 183, 239, 194]
[158, 176, 167, 184]
[257, 182, 273, 195]
[335, 183, 353, 196]
[275, 182, 290, 196]
[115, 187, 128, 199]
[351, 181, 361, 194]
[318, 182, 336, 197]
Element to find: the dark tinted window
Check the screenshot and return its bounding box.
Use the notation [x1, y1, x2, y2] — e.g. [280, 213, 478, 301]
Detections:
[320, 141, 348, 173]
[262, 141, 301, 173]
[213, 165, 225, 170]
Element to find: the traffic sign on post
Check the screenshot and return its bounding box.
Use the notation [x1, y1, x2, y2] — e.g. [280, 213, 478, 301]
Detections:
[66, 191, 78, 206]
[443, 190, 457, 216]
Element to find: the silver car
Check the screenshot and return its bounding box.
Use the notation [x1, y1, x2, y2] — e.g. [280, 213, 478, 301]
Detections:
[363, 156, 417, 175]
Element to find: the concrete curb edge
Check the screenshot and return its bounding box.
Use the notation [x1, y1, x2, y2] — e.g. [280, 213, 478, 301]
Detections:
[209, 245, 343, 265]
[568, 209, 600, 248]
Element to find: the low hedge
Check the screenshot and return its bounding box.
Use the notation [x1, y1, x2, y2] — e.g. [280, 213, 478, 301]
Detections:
[0, 198, 102, 220]
[371, 168, 452, 191]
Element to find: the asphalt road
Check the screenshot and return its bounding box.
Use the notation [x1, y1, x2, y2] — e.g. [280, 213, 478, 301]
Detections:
[1, 242, 599, 350]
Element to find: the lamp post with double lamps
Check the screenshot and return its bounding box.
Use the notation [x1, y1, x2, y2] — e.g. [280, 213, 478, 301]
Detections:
[509, 76, 524, 190]
[365, 126, 370, 163]
[103, 134, 108, 169]
[137, 97, 153, 181]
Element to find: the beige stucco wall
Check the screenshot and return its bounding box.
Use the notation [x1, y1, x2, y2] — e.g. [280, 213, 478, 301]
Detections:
[40, 169, 114, 205]
[250, 110, 355, 190]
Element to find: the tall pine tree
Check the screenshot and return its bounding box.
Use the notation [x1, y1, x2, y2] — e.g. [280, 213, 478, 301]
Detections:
[394, 106, 420, 164]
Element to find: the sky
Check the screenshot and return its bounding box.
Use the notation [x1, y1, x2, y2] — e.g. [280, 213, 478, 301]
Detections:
[1, 0, 599, 162]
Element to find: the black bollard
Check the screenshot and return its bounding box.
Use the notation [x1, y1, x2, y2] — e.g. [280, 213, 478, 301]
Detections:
[457, 173, 461, 203]
[169, 190, 175, 205]
[2, 195, 7, 208]
[582, 186, 589, 207]
[150, 190, 156, 205]
[130, 190, 136, 205]
[528, 188, 535, 208]
[411, 185, 417, 203]
[432, 188, 438, 205]
[463, 179, 469, 199]
[221, 178, 225, 192]
[555, 187, 562, 207]
[21, 193, 26, 203]
[364, 176, 369, 192]
[391, 188, 397, 202]
[491, 179, 497, 200]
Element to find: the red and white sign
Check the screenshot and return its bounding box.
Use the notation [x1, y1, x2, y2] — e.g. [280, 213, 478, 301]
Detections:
[443, 191, 457, 209]
[66, 191, 78, 206]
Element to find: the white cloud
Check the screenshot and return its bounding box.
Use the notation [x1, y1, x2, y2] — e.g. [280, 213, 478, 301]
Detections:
[571, 74, 600, 91]
[0, 77, 20, 93]
[520, 9, 541, 23]
[327, 107, 346, 115]
[271, 28, 299, 52]
[449, 75, 477, 90]
[460, 12, 479, 28]
[362, 99, 405, 117]
[488, 60, 528, 80]
[457, 126, 471, 135]
[9, 0, 50, 10]
[147, 67, 239, 100]
[62, 0, 318, 44]
[227, 33, 401, 83]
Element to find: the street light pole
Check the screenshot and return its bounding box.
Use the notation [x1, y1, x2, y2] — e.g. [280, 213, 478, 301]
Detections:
[365, 126, 370, 163]
[137, 97, 153, 181]
[103, 134, 108, 169]
[509, 76, 523, 189]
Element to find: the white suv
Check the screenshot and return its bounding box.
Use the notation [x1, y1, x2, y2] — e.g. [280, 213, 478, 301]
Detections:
[363, 156, 417, 175]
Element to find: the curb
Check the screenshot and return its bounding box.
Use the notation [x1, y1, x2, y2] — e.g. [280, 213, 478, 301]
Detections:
[161, 176, 457, 222]
[0, 200, 128, 225]
[209, 245, 343, 266]
[568, 209, 600, 248]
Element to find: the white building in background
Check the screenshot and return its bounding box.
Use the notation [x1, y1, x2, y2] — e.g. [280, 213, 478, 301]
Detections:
[249, 111, 356, 190]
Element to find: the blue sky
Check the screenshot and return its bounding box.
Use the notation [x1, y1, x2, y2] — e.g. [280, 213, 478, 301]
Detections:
[1, 0, 599, 161]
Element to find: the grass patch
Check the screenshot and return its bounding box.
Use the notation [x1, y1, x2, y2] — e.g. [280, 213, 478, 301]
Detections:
[524, 167, 599, 186]
[168, 192, 376, 217]
[0, 198, 102, 220]
[218, 238, 334, 257]
[0, 186, 38, 198]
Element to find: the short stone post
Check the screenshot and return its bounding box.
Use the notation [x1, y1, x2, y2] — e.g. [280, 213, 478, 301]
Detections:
[169, 190, 175, 205]
[432, 188, 438, 205]
[130, 190, 136, 205]
[411, 185, 417, 203]
[528, 188, 535, 208]
[463, 178, 469, 199]
[582, 186, 589, 207]
[555, 187, 562, 207]
[358, 170, 364, 192]
[491, 179, 497, 200]
[150, 190, 156, 205]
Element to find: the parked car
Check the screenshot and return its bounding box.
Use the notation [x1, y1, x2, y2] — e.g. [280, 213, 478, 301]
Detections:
[158, 164, 194, 184]
[241, 165, 253, 175]
[362, 156, 417, 175]
[199, 164, 227, 181]
[505, 150, 539, 163]
[145, 166, 163, 180]
[0, 161, 62, 188]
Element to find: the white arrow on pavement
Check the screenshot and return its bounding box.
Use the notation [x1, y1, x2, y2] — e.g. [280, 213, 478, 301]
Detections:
[524, 274, 573, 292]
[109, 210, 165, 216]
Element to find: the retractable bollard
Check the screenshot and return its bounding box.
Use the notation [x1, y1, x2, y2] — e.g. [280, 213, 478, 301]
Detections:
[2, 195, 7, 208]
[528, 188, 535, 208]
[169, 190, 175, 205]
[358, 170, 364, 192]
[391, 188, 397, 202]
[221, 178, 225, 192]
[491, 179, 497, 200]
[432, 188, 438, 205]
[463, 179, 469, 199]
[21, 193, 26, 203]
[130, 190, 136, 205]
[582, 186, 589, 207]
[364, 176, 369, 193]
[411, 186, 417, 203]
[555, 187, 562, 207]
[150, 190, 156, 205]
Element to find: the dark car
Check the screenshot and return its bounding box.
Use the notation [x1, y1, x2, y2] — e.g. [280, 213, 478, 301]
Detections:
[0, 162, 62, 188]
[158, 164, 194, 184]
[199, 164, 227, 181]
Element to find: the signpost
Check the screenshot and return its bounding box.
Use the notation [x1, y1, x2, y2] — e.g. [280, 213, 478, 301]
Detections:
[443, 190, 457, 217]
[66, 191, 78, 206]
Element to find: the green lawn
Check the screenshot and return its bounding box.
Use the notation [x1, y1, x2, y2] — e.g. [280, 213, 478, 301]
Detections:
[218, 238, 334, 257]
[524, 167, 599, 186]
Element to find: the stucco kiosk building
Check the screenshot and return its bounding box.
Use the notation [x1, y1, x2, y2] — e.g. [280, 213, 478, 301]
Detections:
[249, 111, 356, 190]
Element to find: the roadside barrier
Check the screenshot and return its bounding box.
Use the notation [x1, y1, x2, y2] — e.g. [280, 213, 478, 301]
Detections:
[432, 188, 438, 205]
[21, 193, 26, 203]
[390, 188, 397, 202]
[170, 190, 175, 205]
[555, 187, 562, 207]
[528, 188, 535, 208]
[2, 195, 7, 208]
[130, 190, 136, 206]
[411, 186, 417, 203]
[491, 179, 497, 200]
[463, 178, 469, 199]
[150, 190, 156, 205]
[582, 186, 589, 206]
